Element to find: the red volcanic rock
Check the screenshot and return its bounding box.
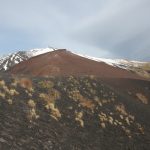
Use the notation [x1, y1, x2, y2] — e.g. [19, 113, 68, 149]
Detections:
[8, 49, 143, 79]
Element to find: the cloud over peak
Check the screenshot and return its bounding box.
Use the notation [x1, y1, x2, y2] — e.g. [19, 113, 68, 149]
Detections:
[0, 0, 150, 60]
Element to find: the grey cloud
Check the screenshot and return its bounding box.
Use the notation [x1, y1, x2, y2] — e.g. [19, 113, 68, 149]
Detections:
[71, 0, 150, 60]
[0, 0, 149, 60]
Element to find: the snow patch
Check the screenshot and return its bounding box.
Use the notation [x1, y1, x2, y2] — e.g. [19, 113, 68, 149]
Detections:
[72, 52, 147, 70]
[0, 47, 56, 71]
[26, 48, 55, 57]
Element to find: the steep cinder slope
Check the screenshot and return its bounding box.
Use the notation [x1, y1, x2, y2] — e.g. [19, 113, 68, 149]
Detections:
[8, 49, 144, 79]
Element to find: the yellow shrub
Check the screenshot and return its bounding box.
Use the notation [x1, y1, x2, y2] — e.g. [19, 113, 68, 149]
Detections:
[75, 112, 84, 127]
[28, 99, 36, 108]
[27, 108, 39, 122]
[27, 99, 39, 122]
[3, 85, 9, 93]
[38, 80, 54, 89]
[0, 80, 5, 87]
[50, 107, 61, 121]
[39, 92, 61, 121]
[8, 89, 19, 96]
[136, 93, 148, 104]
[100, 122, 106, 128]
[39, 89, 60, 104]
[19, 78, 33, 90]
[115, 103, 128, 116]
[0, 92, 5, 98]
[11, 79, 18, 87]
[7, 99, 13, 105]
[69, 90, 95, 110]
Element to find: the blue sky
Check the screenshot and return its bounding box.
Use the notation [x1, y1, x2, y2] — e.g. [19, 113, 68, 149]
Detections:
[0, 0, 150, 60]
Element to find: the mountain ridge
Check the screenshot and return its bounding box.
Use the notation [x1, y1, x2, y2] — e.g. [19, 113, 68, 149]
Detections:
[7, 49, 145, 80]
[0, 48, 150, 149]
[0, 48, 150, 79]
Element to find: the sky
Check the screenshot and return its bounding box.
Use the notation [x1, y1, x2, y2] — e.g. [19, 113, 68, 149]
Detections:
[0, 0, 150, 61]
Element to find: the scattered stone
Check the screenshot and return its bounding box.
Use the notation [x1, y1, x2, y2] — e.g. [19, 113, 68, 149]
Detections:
[0, 138, 7, 143]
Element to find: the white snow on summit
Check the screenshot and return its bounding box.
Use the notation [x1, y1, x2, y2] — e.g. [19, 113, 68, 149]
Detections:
[0, 48, 55, 71]
[0, 47, 148, 72]
[26, 48, 55, 57]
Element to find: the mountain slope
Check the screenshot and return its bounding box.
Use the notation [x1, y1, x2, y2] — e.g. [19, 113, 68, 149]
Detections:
[74, 52, 147, 69]
[0, 75, 149, 150]
[1, 48, 149, 78]
[8, 49, 144, 80]
[0, 51, 29, 71]
[0, 48, 54, 71]
[1, 49, 150, 149]
[73, 52, 150, 79]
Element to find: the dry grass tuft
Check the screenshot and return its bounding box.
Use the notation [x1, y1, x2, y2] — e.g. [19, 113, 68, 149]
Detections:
[75, 111, 84, 127]
[38, 80, 54, 90]
[136, 93, 148, 104]
[0, 80, 5, 87]
[19, 78, 33, 90]
[7, 99, 13, 105]
[27, 99, 39, 122]
[39, 89, 60, 104]
[100, 122, 106, 128]
[28, 99, 36, 108]
[0, 92, 5, 99]
[50, 106, 61, 121]
[11, 78, 18, 87]
[68, 90, 95, 110]
[115, 103, 128, 116]
[27, 108, 39, 122]
[2, 85, 9, 93]
[39, 90, 61, 121]
[8, 89, 19, 96]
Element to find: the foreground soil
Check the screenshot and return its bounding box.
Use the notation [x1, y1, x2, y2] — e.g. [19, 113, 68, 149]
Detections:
[0, 75, 150, 150]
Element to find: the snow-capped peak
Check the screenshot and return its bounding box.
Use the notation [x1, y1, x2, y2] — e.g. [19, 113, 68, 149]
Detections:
[0, 47, 148, 72]
[0, 47, 56, 71]
[26, 47, 55, 57]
